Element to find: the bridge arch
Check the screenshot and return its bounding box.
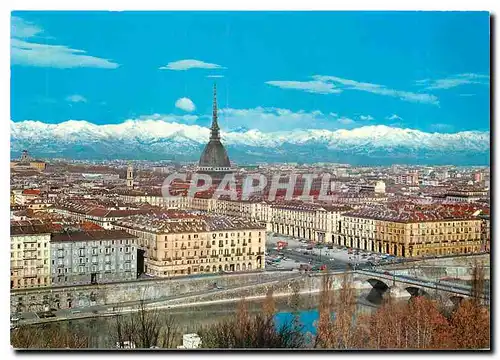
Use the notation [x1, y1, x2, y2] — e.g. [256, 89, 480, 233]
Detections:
[449, 295, 465, 306]
[367, 278, 389, 291]
[405, 286, 430, 298]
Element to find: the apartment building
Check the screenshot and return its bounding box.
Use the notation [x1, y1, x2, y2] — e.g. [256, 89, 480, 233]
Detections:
[395, 171, 419, 185]
[118, 188, 190, 209]
[114, 214, 266, 277]
[50, 230, 138, 287]
[445, 187, 488, 203]
[10, 220, 52, 290]
[338, 204, 483, 257]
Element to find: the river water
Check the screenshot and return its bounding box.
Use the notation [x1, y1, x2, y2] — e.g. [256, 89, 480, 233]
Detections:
[28, 288, 385, 348]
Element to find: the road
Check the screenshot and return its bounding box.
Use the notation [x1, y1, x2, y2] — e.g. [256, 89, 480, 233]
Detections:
[13, 271, 301, 326]
[266, 234, 377, 272]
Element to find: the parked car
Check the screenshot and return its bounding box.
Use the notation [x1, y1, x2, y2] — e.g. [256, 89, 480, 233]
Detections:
[299, 264, 312, 271]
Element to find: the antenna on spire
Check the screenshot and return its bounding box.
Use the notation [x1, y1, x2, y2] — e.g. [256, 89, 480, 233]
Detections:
[210, 83, 220, 141]
[212, 83, 217, 121]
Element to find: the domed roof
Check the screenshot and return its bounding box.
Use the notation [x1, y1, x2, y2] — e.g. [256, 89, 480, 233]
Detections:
[199, 139, 231, 168]
[198, 83, 231, 170]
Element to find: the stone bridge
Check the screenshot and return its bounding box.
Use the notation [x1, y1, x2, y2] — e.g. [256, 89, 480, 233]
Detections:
[351, 269, 489, 306]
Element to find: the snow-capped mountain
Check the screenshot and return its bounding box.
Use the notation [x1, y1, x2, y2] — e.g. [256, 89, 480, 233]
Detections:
[10, 120, 490, 165]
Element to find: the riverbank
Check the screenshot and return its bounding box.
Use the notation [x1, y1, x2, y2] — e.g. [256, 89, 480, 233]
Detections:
[13, 290, 380, 349]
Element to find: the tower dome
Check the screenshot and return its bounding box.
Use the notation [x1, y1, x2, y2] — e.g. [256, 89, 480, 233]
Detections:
[198, 84, 232, 173]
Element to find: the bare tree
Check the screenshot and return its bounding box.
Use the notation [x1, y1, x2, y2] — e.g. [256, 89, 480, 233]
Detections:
[113, 299, 179, 349]
[11, 324, 89, 349]
[448, 261, 490, 349]
[315, 271, 358, 349]
[262, 286, 277, 319]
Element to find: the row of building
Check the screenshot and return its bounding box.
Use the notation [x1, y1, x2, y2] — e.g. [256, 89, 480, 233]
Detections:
[113, 191, 489, 256]
[10, 211, 267, 291]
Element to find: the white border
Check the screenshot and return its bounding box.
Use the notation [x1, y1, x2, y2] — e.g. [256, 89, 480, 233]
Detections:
[3, 1, 497, 359]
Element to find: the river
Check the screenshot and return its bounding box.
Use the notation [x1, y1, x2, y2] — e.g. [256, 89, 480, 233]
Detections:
[25, 288, 386, 348]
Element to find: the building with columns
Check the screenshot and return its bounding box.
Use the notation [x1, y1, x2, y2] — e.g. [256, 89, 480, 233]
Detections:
[337, 204, 483, 257]
[267, 202, 352, 243]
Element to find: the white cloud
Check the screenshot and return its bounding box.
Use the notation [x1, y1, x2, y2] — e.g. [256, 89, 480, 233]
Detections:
[175, 97, 196, 112]
[160, 59, 225, 71]
[11, 16, 42, 38]
[418, 73, 489, 90]
[387, 114, 403, 121]
[66, 94, 87, 103]
[217, 107, 356, 132]
[265, 80, 341, 94]
[313, 75, 439, 105]
[206, 74, 224, 78]
[10, 17, 119, 69]
[337, 117, 355, 125]
[358, 115, 374, 121]
[137, 113, 199, 124]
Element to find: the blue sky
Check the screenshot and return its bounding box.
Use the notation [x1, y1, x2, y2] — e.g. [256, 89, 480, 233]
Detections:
[11, 11, 490, 133]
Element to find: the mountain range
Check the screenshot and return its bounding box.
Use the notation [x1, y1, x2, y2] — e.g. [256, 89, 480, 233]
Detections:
[10, 120, 490, 165]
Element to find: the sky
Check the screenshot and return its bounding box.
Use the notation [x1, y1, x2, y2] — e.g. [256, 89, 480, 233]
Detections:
[10, 11, 490, 133]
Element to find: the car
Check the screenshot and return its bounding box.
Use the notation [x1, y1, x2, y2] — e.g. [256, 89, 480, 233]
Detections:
[71, 310, 81, 314]
[295, 260, 300, 263]
[329, 258, 335, 261]
[39, 312, 56, 318]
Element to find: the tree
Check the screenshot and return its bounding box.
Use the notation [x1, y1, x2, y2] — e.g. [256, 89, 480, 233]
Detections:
[315, 271, 358, 349]
[449, 299, 490, 349]
[11, 324, 89, 349]
[199, 295, 306, 349]
[447, 261, 490, 349]
[262, 286, 277, 319]
[113, 300, 179, 349]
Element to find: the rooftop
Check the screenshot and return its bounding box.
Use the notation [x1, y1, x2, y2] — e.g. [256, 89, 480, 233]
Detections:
[114, 213, 265, 234]
[344, 203, 489, 223]
[11, 219, 52, 235]
[51, 230, 137, 242]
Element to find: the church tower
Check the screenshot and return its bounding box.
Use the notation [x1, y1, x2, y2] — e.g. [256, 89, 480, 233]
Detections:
[198, 84, 232, 177]
[126, 163, 134, 189]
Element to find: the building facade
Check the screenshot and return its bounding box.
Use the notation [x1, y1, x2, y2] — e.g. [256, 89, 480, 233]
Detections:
[50, 230, 138, 287]
[114, 214, 266, 277]
[338, 206, 483, 258]
[11, 220, 52, 290]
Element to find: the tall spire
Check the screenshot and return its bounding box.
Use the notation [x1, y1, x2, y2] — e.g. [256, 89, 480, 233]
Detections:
[210, 83, 220, 141]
